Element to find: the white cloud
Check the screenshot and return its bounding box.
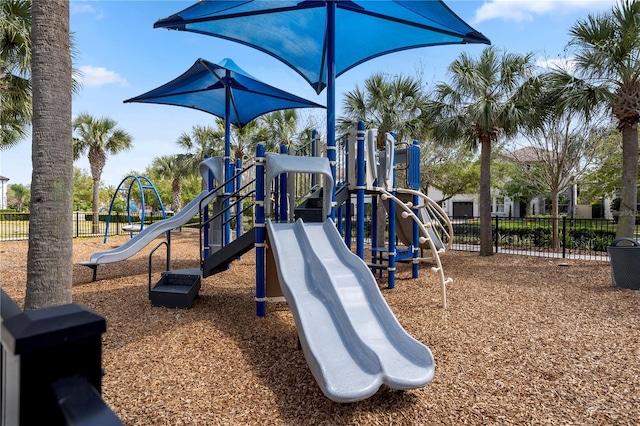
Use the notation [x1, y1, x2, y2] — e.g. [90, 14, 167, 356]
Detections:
[70, 2, 104, 19]
[473, 0, 615, 24]
[536, 57, 576, 73]
[535, 56, 576, 72]
[79, 65, 127, 88]
[71, 4, 94, 14]
[70, 0, 104, 19]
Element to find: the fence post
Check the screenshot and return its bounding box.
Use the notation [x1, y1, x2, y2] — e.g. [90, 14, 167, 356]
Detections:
[494, 215, 499, 254]
[1, 291, 120, 425]
[75, 212, 79, 238]
[562, 216, 566, 259]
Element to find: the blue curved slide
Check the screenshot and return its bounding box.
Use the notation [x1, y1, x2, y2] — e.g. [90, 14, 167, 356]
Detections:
[266, 219, 434, 403]
[81, 190, 213, 266]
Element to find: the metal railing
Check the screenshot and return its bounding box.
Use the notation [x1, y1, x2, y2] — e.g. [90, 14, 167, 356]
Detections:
[0, 208, 629, 261]
[452, 216, 629, 260]
[0, 211, 191, 242]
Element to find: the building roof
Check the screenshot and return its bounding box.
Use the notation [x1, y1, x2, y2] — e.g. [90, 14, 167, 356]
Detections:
[507, 146, 545, 163]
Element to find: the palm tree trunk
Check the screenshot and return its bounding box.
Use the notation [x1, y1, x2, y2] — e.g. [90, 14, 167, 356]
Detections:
[479, 138, 493, 256]
[172, 179, 182, 212]
[616, 125, 638, 239]
[91, 176, 100, 234]
[25, 0, 73, 310]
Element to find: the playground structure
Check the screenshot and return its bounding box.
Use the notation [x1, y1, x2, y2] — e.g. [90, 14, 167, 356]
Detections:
[103, 175, 167, 242]
[3, 0, 492, 414]
[81, 120, 453, 402]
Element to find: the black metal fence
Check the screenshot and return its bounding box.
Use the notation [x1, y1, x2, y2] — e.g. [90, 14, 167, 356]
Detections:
[452, 216, 627, 260]
[0, 211, 196, 242]
[0, 211, 628, 261]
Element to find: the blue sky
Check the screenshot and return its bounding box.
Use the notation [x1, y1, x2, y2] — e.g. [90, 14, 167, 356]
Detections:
[0, 0, 617, 187]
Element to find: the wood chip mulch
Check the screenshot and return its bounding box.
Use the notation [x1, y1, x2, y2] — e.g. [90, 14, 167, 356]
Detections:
[1, 232, 639, 425]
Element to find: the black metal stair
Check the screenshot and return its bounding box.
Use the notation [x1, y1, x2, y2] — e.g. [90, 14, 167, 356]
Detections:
[201, 228, 256, 278]
[150, 269, 201, 309]
[294, 185, 351, 222]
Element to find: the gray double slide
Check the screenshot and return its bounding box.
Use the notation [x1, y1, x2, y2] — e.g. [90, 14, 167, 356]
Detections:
[267, 218, 434, 403]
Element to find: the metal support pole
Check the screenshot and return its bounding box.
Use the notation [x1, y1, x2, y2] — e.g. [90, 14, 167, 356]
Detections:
[255, 144, 266, 317]
[279, 144, 288, 222]
[412, 142, 420, 279]
[356, 121, 365, 260]
[387, 135, 397, 289]
[327, 1, 337, 221]
[236, 158, 243, 238]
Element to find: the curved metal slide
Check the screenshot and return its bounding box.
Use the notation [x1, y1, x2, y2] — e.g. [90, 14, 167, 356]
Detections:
[266, 219, 434, 403]
[81, 190, 213, 266]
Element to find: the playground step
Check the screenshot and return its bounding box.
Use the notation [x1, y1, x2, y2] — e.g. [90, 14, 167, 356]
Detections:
[150, 270, 201, 309]
[294, 185, 351, 223]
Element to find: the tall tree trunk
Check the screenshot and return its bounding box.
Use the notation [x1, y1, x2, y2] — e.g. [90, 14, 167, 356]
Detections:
[479, 138, 493, 256]
[25, 0, 73, 310]
[172, 179, 182, 212]
[92, 175, 100, 234]
[616, 124, 638, 239]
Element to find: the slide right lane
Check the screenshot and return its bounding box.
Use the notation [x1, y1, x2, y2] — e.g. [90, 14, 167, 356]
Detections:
[266, 219, 434, 403]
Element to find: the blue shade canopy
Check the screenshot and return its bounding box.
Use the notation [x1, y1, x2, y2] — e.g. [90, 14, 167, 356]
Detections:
[123, 57, 325, 129]
[154, 0, 490, 94]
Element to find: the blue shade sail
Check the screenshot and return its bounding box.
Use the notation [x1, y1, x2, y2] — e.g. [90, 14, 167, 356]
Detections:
[154, 0, 489, 220]
[123, 57, 325, 129]
[154, 0, 490, 94]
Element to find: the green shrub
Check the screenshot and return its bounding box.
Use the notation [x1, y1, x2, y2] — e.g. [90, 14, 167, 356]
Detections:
[0, 212, 29, 221]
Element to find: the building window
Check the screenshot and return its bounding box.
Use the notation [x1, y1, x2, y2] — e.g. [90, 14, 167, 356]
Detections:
[496, 197, 505, 214]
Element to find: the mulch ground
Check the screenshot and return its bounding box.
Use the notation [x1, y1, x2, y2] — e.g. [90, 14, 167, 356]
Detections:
[1, 231, 639, 425]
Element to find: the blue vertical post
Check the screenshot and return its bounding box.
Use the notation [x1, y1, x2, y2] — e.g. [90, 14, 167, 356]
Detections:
[236, 157, 242, 238]
[327, 0, 337, 221]
[387, 136, 397, 289]
[356, 121, 365, 260]
[139, 178, 146, 233]
[411, 140, 420, 278]
[279, 143, 288, 222]
[223, 71, 233, 247]
[255, 144, 266, 317]
[344, 132, 352, 248]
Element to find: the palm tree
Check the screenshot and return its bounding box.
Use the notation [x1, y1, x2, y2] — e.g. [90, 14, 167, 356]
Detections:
[151, 154, 192, 212]
[424, 46, 537, 256]
[339, 72, 426, 147]
[212, 117, 262, 160]
[0, 0, 32, 149]
[24, 0, 72, 310]
[552, 0, 640, 238]
[339, 73, 427, 249]
[176, 124, 224, 181]
[259, 109, 300, 151]
[73, 113, 133, 234]
[7, 182, 29, 211]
